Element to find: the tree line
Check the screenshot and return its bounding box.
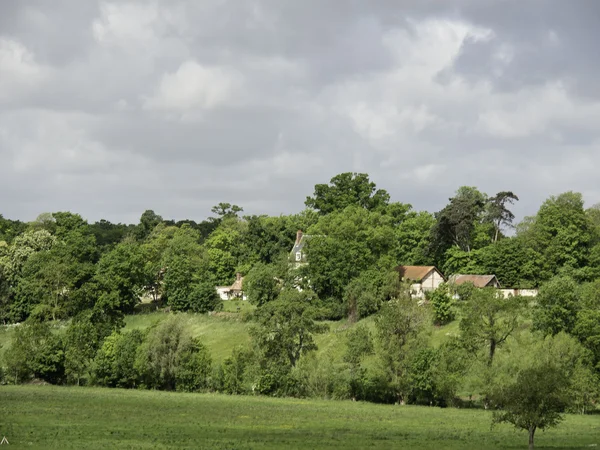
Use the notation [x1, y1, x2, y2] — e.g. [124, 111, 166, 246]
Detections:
[1, 172, 600, 448]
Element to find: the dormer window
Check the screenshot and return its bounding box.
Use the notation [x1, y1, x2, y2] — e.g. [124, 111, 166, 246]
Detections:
[295, 252, 302, 262]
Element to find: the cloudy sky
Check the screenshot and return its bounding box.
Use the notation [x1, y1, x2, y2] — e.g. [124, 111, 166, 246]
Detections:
[1, 1, 599, 224]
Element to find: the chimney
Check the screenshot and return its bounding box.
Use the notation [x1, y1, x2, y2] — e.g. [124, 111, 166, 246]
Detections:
[236, 272, 242, 281]
[295, 230, 303, 245]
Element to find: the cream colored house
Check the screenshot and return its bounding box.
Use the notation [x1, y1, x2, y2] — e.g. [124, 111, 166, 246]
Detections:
[395, 265, 446, 299]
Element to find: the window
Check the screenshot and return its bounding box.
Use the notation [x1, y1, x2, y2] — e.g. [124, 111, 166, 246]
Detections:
[295, 252, 302, 261]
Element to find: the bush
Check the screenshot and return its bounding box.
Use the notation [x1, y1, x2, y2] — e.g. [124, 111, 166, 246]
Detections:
[4, 321, 65, 384]
[215, 346, 256, 395]
[93, 329, 144, 388]
[187, 282, 223, 313]
[175, 337, 212, 392]
[427, 287, 455, 325]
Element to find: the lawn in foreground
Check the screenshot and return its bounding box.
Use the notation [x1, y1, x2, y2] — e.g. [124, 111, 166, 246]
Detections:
[1, 386, 598, 449]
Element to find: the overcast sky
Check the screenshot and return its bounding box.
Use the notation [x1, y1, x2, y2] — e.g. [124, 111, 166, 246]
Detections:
[2, 1, 599, 224]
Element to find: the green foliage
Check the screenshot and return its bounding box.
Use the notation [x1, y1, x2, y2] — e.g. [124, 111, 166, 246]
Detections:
[175, 337, 212, 392]
[187, 282, 223, 313]
[491, 364, 569, 449]
[95, 240, 146, 314]
[429, 186, 487, 261]
[93, 329, 144, 388]
[251, 290, 328, 370]
[135, 315, 202, 391]
[305, 206, 396, 301]
[305, 172, 390, 215]
[243, 262, 280, 306]
[344, 325, 374, 367]
[533, 275, 579, 336]
[215, 346, 257, 395]
[4, 321, 65, 384]
[375, 294, 431, 402]
[488, 333, 593, 449]
[459, 289, 523, 364]
[427, 286, 455, 325]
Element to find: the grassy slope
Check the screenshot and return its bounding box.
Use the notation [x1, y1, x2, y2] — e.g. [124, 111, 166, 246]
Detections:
[1, 385, 598, 450]
[0, 308, 465, 365]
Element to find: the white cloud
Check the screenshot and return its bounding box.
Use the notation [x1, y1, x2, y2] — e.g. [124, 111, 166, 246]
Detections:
[0, 38, 49, 102]
[144, 60, 243, 111]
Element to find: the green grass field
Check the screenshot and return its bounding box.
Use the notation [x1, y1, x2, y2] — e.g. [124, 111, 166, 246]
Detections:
[1, 385, 598, 449]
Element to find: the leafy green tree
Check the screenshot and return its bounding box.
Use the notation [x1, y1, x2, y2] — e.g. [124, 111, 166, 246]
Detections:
[93, 329, 144, 388]
[135, 210, 163, 240]
[394, 211, 435, 265]
[95, 240, 146, 314]
[135, 315, 195, 390]
[251, 290, 328, 369]
[375, 293, 431, 403]
[427, 286, 455, 326]
[244, 262, 280, 306]
[211, 203, 244, 219]
[304, 206, 396, 302]
[89, 219, 133, 249]
[459, 289, 524, 365]
[217, 346, 255, 394]
[4, 321, 65, 384]
[175, 337, 212, 392]
[161, 226, 214, 312]
[492, 364, 569, 450]
[429, 187, 487, 261]
[533, 275, 579, 336]
[476, 237, 541, 288]
[305, 172, 390, 215]
[488, 333, 592, 449]
[0, 229, 56, 285]
[486, 191, 519, 242]
[187, 282, 222, 313]
[522, 192, 592, 280]
[64, 310, 119, 386]
[344, 325, 374, 400]
[204, 218, 245, 285]
[343, 269, 398, 322]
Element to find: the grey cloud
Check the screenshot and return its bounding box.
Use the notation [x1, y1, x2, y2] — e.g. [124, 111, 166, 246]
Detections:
[1, 0, 599, 224]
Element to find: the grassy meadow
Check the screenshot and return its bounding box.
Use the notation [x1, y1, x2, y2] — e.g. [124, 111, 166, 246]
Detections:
[1, 385, 598, 449]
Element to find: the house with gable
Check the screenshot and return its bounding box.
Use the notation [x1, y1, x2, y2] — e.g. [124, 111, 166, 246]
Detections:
[216, 272, 247, 300]
[395, 265, 446, 299]
[290, 230, 311, 266]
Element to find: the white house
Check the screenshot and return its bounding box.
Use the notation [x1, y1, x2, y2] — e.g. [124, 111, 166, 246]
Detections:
[216, 273, 247, 300]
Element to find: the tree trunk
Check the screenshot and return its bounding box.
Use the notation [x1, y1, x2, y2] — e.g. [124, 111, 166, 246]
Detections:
[528, 426, 536, 450]
[488, 339, 496, 365]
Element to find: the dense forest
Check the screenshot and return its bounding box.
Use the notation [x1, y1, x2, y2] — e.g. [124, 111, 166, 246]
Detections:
[1, 172, 599, 446]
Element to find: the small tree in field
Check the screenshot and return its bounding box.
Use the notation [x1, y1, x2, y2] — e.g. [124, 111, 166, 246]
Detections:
[491, 364, 569, 450]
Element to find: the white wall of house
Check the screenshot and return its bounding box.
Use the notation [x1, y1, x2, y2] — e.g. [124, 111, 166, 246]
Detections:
[421, 271, 444, 291]
[500, 288, 538, 298]
[216, 287, 230, 300]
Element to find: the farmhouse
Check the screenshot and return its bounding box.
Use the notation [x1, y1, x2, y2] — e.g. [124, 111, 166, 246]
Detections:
[395, 265, 445, 299]
[216, 273, 246, 300]
[448, 274, 501, 288]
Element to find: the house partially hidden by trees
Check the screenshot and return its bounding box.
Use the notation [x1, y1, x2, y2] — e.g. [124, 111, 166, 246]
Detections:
[395, 265, 445, 299]
[290, 230, 310, 265]
[216, 273, 246, 300]
[448, 274, 501, 288]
